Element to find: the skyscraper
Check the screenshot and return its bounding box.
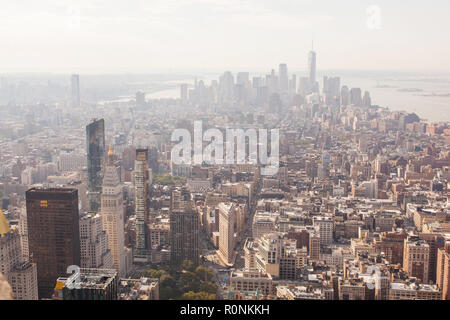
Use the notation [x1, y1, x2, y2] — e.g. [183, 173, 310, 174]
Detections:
[86, 119, 105, 212]
[101, 147, 126, 275]
[219, 71, 235, 105]
[136, 91, 146, 107]
[26, 188, 80, 299]
[134, 148, 150, 262]
[350, 88, 363, 106]
[307, 50, 317, 92]
[218, 203, 235, 266]
[341, 85, 350, 106]
[278, 64, 289, 94]
[79, 213, 113, 270]
[363, 91, 372, 107]
[180, 84, 188, 102]
[0, 209, 39, 300]
[71, 74, 80, 108]
[323, 76, 341, 106]
[170, 189, 199, 266]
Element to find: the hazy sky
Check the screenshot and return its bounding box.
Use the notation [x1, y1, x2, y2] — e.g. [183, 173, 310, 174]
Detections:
[1, 0, 450, 73]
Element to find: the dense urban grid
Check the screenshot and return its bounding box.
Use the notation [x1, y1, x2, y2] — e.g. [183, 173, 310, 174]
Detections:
[0, 49, 450, 301]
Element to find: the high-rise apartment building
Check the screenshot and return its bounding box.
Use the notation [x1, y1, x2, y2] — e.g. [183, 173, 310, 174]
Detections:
[134, 148, 150, 262]
[86, 118, 105, 212]
[26, 188, 81, 299]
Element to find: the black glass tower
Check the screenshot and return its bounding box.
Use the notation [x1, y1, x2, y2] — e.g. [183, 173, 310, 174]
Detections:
[86, 119, 105, 212]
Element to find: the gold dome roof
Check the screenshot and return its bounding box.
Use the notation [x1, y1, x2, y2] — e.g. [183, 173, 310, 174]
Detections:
[0, 209, 11, 236]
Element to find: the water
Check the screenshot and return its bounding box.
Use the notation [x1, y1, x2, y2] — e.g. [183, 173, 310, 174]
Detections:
[332, 72, 450, 122]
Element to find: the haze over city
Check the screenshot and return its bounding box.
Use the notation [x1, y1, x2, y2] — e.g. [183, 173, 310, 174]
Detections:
[1, 0, 450, 72]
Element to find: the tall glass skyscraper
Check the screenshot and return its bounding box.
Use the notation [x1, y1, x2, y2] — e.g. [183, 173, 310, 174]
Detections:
[86, 118, 105, 212]
[308, 51, 317, 89]
[278, 63, 288, 94]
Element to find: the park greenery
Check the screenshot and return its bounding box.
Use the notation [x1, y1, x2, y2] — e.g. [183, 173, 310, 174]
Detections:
[153, 174, 187, 186]
[143, 260, 217, 300]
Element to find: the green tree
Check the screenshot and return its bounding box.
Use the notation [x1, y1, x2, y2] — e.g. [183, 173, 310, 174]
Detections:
[160, 286, 177, 300]
[199, 281, 217, 294]
[181, 260, 195, 272]
[160, 273, 176, 288]
[143, 269, 165, 279]
[179, 272, 200, 292]
[195, 266, 214, 282]
[181, 291, 216, 300]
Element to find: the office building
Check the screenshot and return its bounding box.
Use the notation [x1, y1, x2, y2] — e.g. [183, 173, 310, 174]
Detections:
[8, 261, 38, 300]
[170, 190, 199, 266]
[308, 50, 317, 91]
[86, 119, 105, 212]
[79, 213, 113, 270]
[101, 147, 127, 275]
[278, 63, 288, 94]
[26, 188, 80, 298]
[218, 202, 235, 266]
[54, 268, 118, 300]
